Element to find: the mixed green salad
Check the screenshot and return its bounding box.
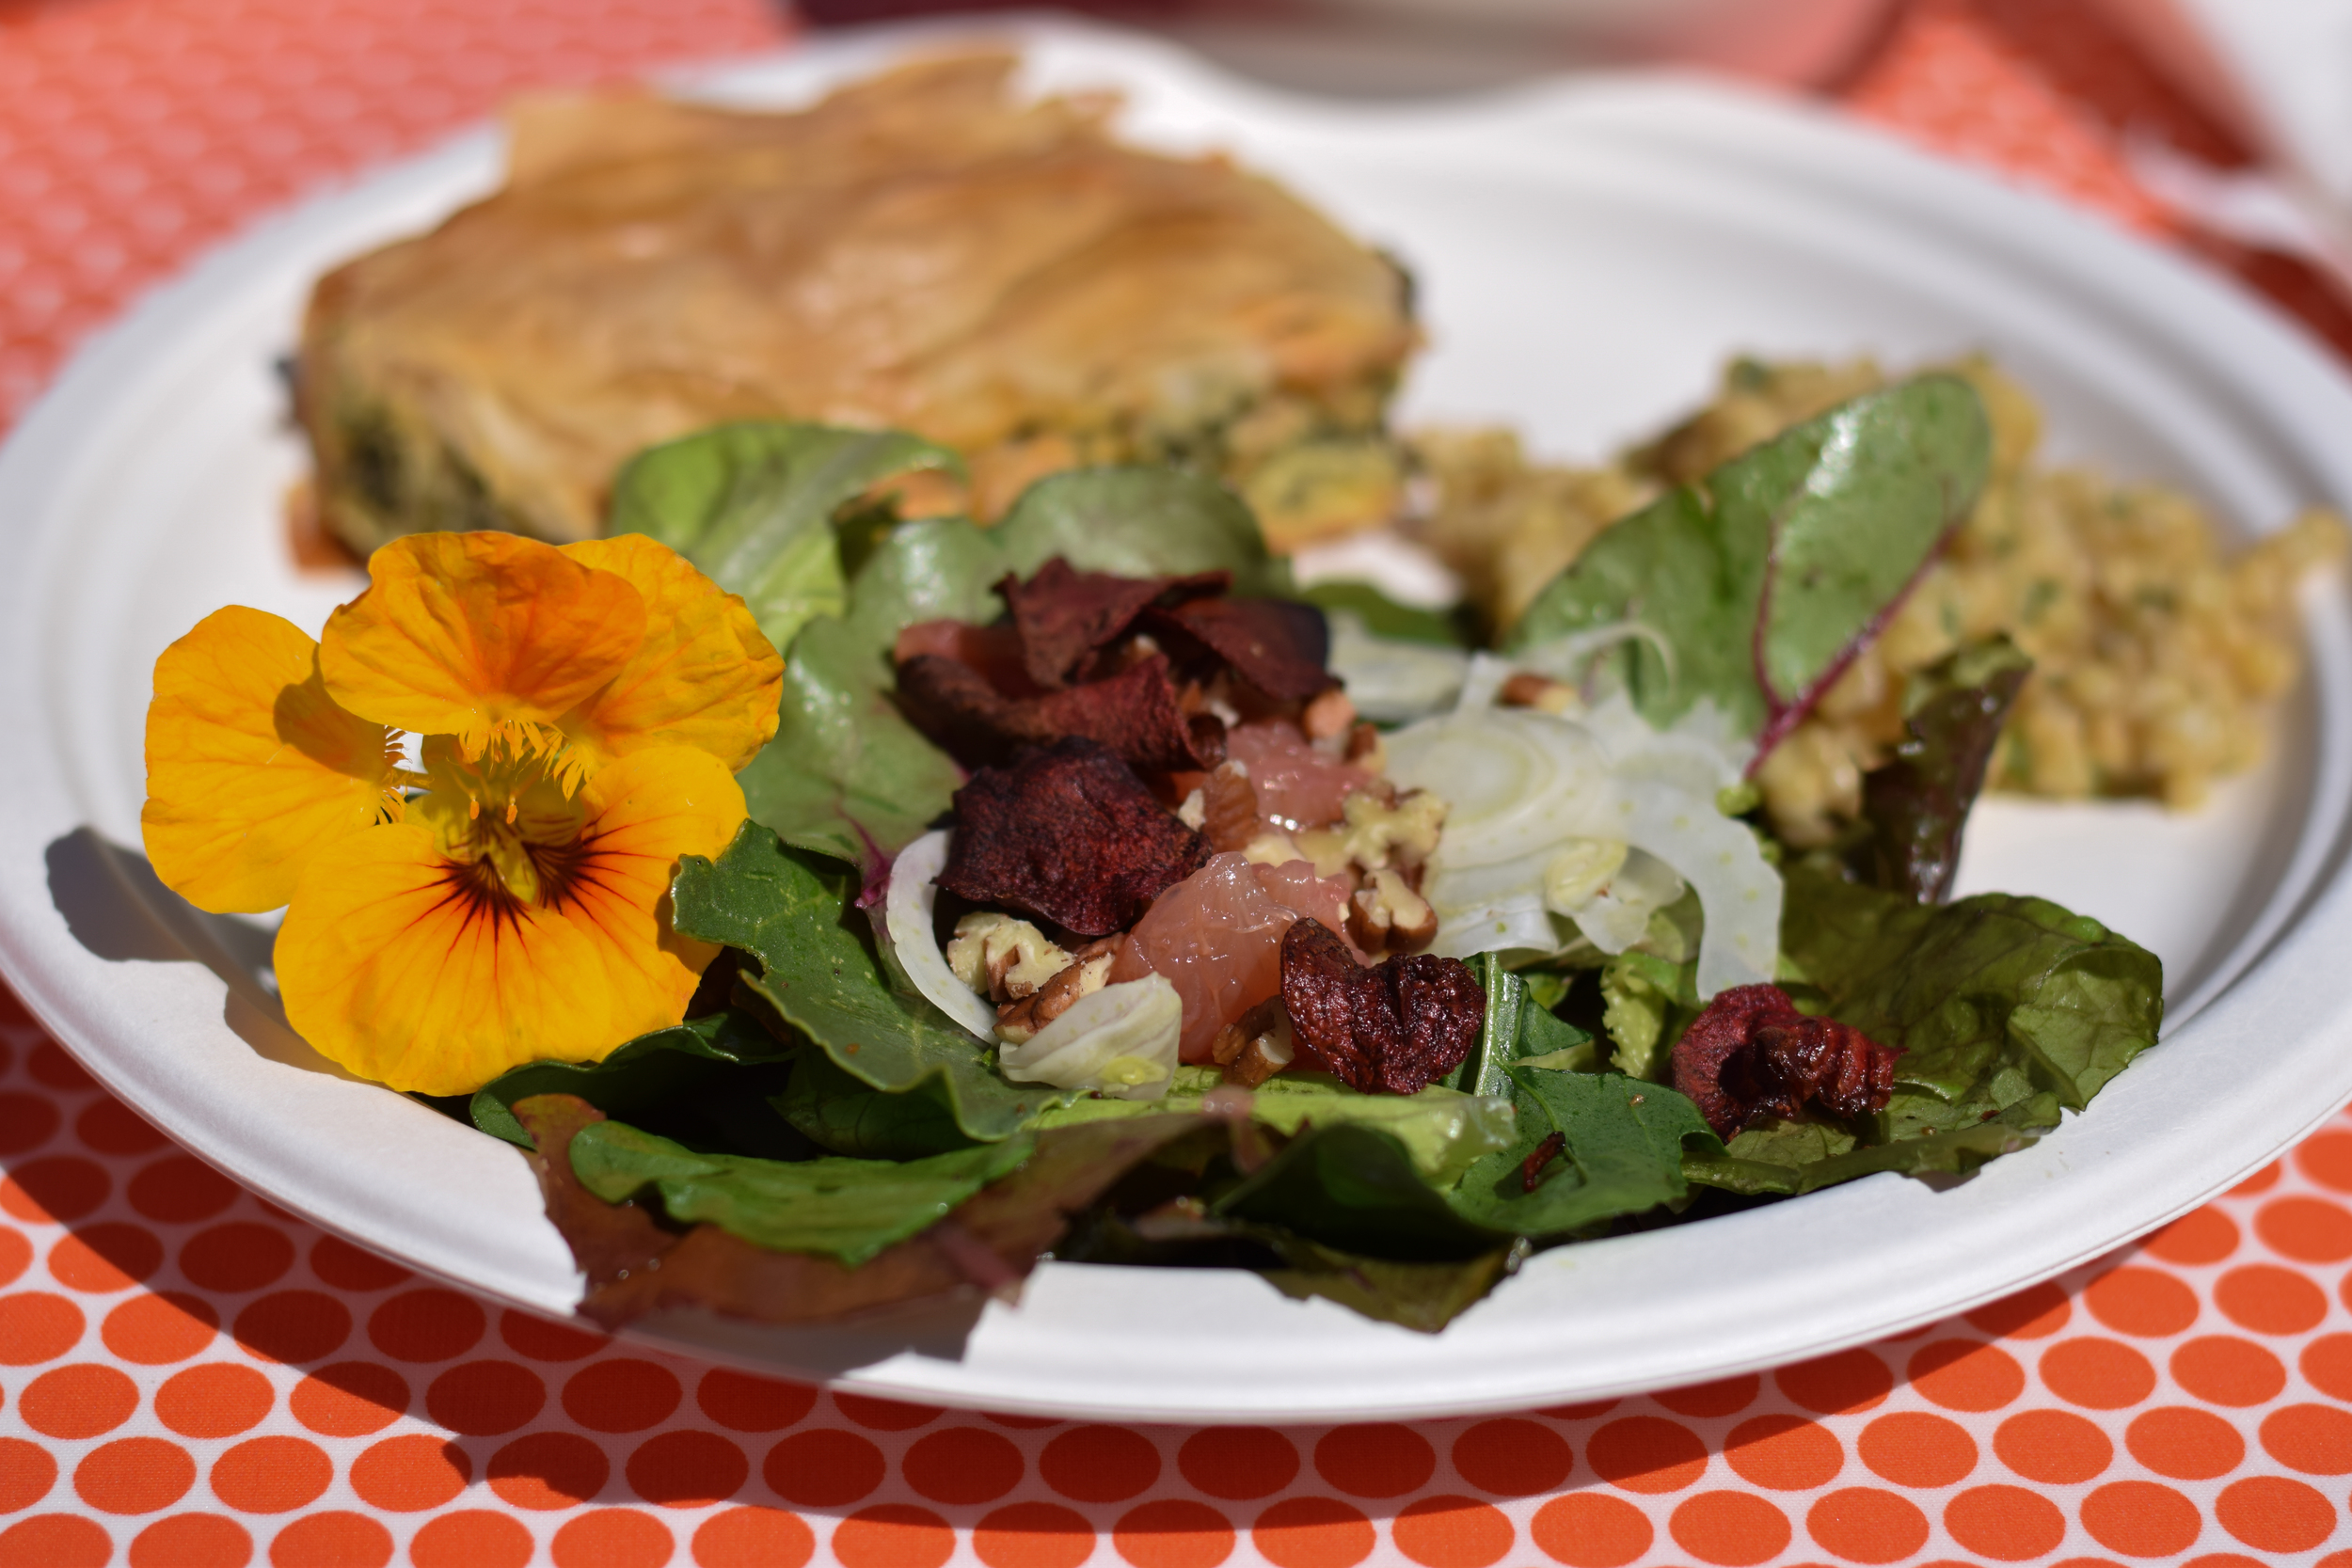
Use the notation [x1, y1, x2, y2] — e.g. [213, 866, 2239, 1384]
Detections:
[445, 374, 2164, 1332]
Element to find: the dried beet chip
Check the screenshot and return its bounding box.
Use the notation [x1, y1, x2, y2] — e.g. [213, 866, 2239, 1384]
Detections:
[1149, 596, 1336, 703]
[895, 618, 1041, 697]
[899, 651, 1223, 773]
[1521, 1131, 1566, 1193]
[1669, 983, 1900, 1139]
[939, 736, 1212, 936]
[1279, 918, 1483, 1095]
[1000, 557, 1229, 689]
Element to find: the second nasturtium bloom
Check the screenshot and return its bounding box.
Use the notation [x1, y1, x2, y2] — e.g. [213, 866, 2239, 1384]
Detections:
[141, 531, 784, 1095]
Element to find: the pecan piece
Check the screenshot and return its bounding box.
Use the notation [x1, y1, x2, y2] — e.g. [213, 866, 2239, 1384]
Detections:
[1669, 983, 1901, 1139]
[1277, 918, 1484, 1095]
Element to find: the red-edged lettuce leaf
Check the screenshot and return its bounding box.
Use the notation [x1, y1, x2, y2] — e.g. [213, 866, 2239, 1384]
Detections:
[1859, 637, 2032, 902]
[515, 1095, 1208, 1328]
[1505, 375, 1990, 754]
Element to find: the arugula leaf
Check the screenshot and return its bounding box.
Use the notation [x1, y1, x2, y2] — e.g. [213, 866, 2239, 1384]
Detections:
[1507, 375, 1990, 747]
[1450, 954, 1596, 1095]
[1449, 1068, 1712, 1238]
[568, 1117, 1033, 1267]
[1859, 637, 2033, 902]
[468, 1010, 791, 1148]
[608, 421, 963, 652]
[672, 821, 1062, 1141]
[1780, 864, 2163, 1131]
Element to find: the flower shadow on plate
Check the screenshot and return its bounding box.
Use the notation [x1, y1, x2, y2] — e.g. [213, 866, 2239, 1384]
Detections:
[42, 824, 361, 1082]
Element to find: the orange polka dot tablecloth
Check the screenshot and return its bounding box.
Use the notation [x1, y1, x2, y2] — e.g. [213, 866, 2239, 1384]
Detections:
[7, 1, 2352, 1565]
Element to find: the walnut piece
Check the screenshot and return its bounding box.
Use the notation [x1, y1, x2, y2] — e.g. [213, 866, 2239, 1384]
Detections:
[1498, 671, 1579, 714]
[946, 911, 1071, 1002]
[1295, 788, 1447, 881]
[1209, 996, 1295, 1087]
[1347, 867, 1438, 954]
[996, 939, 1119, 1043]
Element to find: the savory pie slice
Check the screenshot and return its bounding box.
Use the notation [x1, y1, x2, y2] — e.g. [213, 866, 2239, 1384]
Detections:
[295, 52, 1420, 555]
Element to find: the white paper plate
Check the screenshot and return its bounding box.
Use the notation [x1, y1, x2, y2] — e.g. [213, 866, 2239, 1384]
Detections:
[5, 21, 2352, 1422]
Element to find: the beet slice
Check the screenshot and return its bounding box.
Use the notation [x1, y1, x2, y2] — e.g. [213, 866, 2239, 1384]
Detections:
[1669, 983, 1900, 1138]
[898, 650, 1223, 773]
[999, 558, 1229, 689]
[1149, 596, 1335, 703]
[938, 737, 1212, 936]
[1279, 918, 1483, 1095]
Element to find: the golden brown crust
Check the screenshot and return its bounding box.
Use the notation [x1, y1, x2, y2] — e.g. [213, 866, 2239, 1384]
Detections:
[298, 53, 1417, 551]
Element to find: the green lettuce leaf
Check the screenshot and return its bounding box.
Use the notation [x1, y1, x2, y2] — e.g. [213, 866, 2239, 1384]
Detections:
[1858, 637, 2033, 902]
[1447, 953, 1597, 1096]
[570, 1117, 1033, 1267]
[1781, 864, 2164, 1132]
[1449, 1068, 1713, 1238]
[1507, 375, 1990, 745]
[672, 821, 1061, 1141]
[1258, 1239, 1525, 1333]
[737, 465, 1290, 872]
[1599, 951, 1703, 1082]
[1297, 580, 1472, 647]
[467, 1010, 792, 1148]
[989, 467, 1293, 596]
[1033, 1074, 1514, 1187]
[1215, 1123, 1505, 1260]
[608, 421, 964, 652]
[772, 1050, 984, 1162]
[1684, 1095, 2058, 1196]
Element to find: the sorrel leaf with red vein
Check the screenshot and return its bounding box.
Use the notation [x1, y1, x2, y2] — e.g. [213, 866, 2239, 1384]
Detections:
[1505, 374, 1990, 758]
[1858, 636, 2033, 902]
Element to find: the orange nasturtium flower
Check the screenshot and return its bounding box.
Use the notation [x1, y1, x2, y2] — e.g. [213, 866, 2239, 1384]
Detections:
[141, 532, 785, 1096]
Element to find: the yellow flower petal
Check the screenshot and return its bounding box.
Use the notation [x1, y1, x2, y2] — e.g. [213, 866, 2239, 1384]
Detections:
[141, 606, 399, 914]
[274, 747, 746, 1094]
[319, 531, 647, 752]
[559, 533, 785, 771]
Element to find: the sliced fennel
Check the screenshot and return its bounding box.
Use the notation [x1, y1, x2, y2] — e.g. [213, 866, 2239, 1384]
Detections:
[882, 830, 1005, 1039]
[1325, 610, 1470, 723]
[1387, 657, 1780, 997]
[999, 975, 1182, 1101]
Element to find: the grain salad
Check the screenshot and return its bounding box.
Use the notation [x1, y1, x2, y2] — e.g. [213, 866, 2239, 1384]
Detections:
[1413, 356, 2349, 847]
